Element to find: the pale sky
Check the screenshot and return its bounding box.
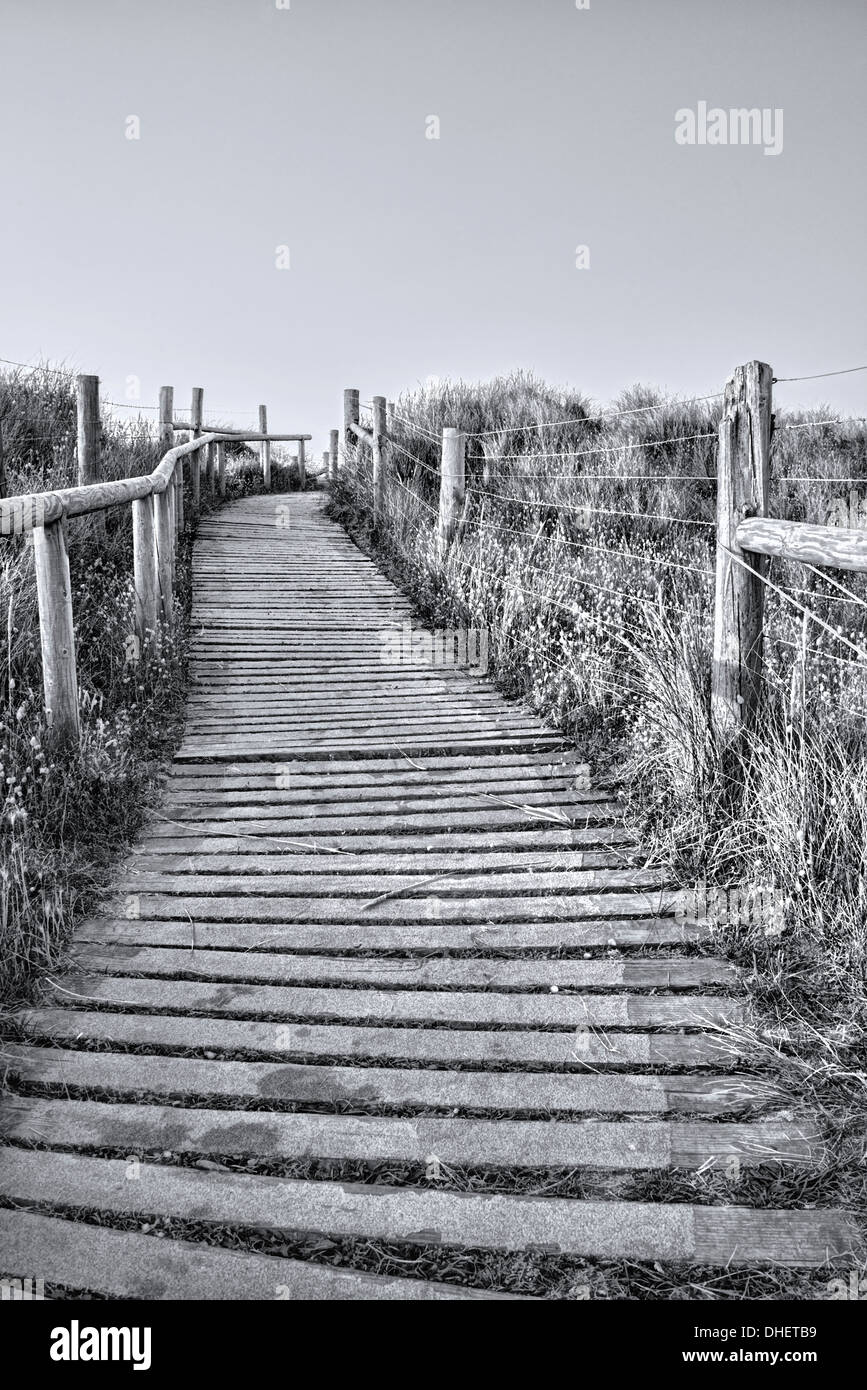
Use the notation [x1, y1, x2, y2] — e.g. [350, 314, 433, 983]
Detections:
[1, 0, 865, 456]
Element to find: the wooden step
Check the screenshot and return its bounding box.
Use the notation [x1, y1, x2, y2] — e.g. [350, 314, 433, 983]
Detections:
[1, 1097, 819, 1168]
[49, 974, 743, 1027]
[0, 1209, 511, 1300]
[14, 1009, 742, 1065]
[0, 1151, 854, 1267]
[4, 1046, 763, 1112]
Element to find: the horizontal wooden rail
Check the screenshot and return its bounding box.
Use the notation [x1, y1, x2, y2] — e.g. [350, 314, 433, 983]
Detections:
[736, 516, 867, 572]
[1, 434, 207, 530]
[349, 421, 374, 445]
[0, 433, 312, 530]
[1, 381, 311, 746]
[171, 423, 312, 440]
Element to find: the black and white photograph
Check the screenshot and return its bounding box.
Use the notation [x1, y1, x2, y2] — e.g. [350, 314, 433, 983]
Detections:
[0, 0, 865, 1358]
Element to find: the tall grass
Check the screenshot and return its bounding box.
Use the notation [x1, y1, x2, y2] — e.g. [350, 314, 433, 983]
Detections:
[330, 370, 867, 1145]
[0, 364, 282, 1002]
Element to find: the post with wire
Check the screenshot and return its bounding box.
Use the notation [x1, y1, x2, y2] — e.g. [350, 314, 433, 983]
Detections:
[372, 396, 387, 524]
[330, 428, 339, 482]
[711, 360, 773, 739]
[344, 389, 360, 471]
[190, 387, 203, 513]
[259, 404, 271, 489]
[438, 426, 466, 556]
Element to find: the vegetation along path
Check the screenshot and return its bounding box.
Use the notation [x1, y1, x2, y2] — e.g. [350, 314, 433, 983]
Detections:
[1, 492, 862, 1299]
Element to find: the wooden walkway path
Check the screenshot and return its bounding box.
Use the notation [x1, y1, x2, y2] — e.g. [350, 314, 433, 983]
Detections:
[1, 493, 861, 1298]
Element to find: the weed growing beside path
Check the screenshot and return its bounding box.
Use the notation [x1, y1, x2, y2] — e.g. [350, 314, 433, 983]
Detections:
[329, 372, 867, 1219]
[0, 364, 282, 1003]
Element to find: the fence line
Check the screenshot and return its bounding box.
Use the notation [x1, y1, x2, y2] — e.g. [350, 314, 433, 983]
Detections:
[0, 374, 310, 746]
[334, 359, 867, 746]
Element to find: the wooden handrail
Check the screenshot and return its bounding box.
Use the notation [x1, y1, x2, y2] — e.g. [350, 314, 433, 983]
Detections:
[1, 390, 312, 746]
[736, 516, 867, 572]
[0, 431, 312, 529]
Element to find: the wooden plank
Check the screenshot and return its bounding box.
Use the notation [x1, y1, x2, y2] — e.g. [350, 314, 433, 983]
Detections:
[2, 1047, 761, 1113]
[135, 828, 634, 855]
[47, 974, 742, 1027]
[119, 848, 632, 874]
[70, 945, 737, 990]
[140, 807, 622, 835]
[15, 1008, 740, 1065]
[737, 515, 867, 572]
[176, 736, 568, 762]
[112, 868, 665, 897]
[99, 889, 683, 923]
[0, 1210, 506, 1300]
[75, 915, 706, 950]
[165, 749, 587, 778]
[0, 1152, 854, 1265]
[1, 1097, 816, 1168]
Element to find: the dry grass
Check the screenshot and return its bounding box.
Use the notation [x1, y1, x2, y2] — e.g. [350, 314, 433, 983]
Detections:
[328, 371, 867, 1209]
[0, 363, 287, 1003]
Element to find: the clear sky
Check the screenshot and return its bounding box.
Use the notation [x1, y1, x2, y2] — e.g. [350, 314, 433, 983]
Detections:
[1, 0, 865, 457]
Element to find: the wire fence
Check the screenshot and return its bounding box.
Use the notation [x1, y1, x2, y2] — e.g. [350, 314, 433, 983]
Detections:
[339, 361, 867, 723]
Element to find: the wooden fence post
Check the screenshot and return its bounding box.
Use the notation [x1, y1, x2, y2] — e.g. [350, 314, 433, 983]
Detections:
[259, 405, 271, 489]
[372, 395, 387, 523]
[167, 471, 176, 581]
[711, 360, 773, 738]
[330, 428, 339, 481]
[76, 375, 101, 486]
[438, 427, 466, 555]
[217, 442, 227, 497]
[322, 450, 329, 480]
[132, 494, 159, 652]
[76, 374, 105, 540]
[190, 387, 203, 512]
[33, 518, 79, 744]
[153, 484, 174, 621]
[0, 419, 6, 499]
[298, 438, 306, 489]
[344, 389, 360, 466]
[159, 386, 174, 453]
[206, 441, 216, 496]
[174, 458, 184, 533]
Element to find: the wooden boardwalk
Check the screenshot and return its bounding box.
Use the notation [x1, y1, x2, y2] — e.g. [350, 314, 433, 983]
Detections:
[1, 493, 861, 1298]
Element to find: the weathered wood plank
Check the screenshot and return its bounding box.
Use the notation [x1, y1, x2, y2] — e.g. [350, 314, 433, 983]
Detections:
[0, 1152, 852, 1265]
[2, 1047, 760, 1113]
[15, 1008, 739, 1065]
[46, 974, 742, 1027]
[0, 1209, 507, 1300]
[75, 915, 706, 950]
[70, 945, 737, 990]
[1, 1097, 816, 1168]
